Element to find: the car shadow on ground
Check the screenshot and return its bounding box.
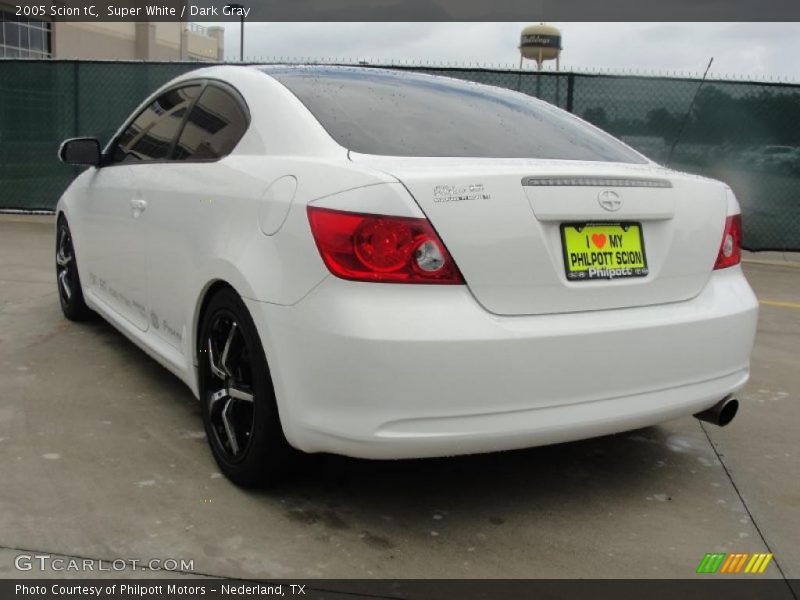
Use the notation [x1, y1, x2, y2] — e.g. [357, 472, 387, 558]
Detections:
[274, 424, 683, 509]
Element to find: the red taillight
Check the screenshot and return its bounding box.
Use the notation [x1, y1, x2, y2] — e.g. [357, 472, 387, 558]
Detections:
[307, 206, 464, 284]
[714, 214, 742, 270]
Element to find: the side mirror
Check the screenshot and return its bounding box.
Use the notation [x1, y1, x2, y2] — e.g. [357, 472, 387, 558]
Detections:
[58, 138, 102, 167]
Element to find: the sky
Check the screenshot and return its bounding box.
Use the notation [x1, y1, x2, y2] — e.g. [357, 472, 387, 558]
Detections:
[208, 22, 800, 81]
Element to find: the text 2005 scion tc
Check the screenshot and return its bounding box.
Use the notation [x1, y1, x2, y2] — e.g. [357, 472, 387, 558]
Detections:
[55, 66, 758, 486]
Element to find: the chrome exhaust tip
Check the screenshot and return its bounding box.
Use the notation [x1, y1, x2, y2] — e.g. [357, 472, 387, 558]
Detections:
[694, 395, 739, 427]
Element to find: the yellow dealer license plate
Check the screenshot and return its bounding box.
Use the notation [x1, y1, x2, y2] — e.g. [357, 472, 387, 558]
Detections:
[560, 222, 649, 281]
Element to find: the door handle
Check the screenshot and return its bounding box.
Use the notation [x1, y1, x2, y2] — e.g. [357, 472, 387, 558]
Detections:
[130, 198, 147, 215]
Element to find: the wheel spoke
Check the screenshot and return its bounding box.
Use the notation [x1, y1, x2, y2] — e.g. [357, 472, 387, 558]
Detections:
[228, 385, 254, 403]
[220, 321, 238, 377]
[58, 270, 72, 301]
[56, 251, 72, 267]
[221, 397, 240, 455]
[209, 388, 228, 408]
[57, 231, 72, 264]
[207, 340, 227, 380]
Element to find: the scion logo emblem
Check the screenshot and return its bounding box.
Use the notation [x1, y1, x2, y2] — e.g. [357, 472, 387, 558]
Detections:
[598, 190, 623, 212]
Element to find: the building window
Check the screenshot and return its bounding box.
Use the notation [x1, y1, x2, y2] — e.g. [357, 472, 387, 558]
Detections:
[1, 10, 51, 58]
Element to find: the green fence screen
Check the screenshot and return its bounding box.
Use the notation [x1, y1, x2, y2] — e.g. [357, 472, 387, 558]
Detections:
[1, 60, 799, 251]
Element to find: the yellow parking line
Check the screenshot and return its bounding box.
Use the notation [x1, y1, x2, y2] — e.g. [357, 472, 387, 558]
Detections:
[760, 299, 800, 309]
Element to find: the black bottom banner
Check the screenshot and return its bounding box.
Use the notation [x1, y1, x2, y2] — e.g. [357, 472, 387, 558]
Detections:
[3, 579, 800, 600]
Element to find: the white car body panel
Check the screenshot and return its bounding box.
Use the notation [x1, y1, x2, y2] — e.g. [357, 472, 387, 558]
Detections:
[247, 266, 756, 458]
[56, 65, 759, 460]
[352, 154, 731, 316]
[79, 165, 149, 331]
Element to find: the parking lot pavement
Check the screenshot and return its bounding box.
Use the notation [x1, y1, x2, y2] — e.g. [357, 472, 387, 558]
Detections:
[1, 215, 797, 581]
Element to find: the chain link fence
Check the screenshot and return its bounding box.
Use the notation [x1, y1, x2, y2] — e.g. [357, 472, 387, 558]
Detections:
[1, 60, 799, 250]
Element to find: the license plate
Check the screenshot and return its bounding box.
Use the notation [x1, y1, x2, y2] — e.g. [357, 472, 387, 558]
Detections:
[560, 222, 649, 281]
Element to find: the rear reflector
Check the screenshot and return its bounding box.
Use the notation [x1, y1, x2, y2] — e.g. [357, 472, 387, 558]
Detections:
[307, 207, 464, 284]
[714, 214, 742, 270]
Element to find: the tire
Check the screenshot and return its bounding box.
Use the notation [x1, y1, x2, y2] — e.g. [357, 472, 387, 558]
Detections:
[56, 217, 93, 322]
[198, 287, 294, 487]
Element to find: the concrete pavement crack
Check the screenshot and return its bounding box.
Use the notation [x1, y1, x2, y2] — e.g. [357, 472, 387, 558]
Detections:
[698, 421, 798, 600]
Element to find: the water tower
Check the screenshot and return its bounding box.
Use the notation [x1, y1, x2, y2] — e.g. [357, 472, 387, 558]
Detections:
[519, 24, 562, 98]
[519, 23, 562, 71]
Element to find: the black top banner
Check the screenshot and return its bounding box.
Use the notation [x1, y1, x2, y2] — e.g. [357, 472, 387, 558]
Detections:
[5, 0, 800, 21]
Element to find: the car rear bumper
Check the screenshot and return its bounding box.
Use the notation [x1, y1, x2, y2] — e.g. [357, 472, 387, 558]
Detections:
[246, 266, 758, 459]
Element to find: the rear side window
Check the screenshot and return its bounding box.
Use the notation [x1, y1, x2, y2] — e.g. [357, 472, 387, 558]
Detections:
[174, 85, 248, 161]
[114, 85, 201, 163]
[265, 67, 646, 163]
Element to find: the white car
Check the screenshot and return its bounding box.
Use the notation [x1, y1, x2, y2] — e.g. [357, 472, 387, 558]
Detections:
[56, 65, 758, 486]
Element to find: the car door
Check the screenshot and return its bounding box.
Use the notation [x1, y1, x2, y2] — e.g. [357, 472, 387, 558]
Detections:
[81, 162, 146, 329]
[85, 83, 202, 332]
[138, 82, 251, 351]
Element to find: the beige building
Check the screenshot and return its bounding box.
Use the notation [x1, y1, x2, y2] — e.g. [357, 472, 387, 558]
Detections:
[1, 4, 224, 61]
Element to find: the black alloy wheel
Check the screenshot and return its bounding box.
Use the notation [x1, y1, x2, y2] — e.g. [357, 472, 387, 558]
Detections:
[56, 218, 92, 321]
[198, 288, 294, 487]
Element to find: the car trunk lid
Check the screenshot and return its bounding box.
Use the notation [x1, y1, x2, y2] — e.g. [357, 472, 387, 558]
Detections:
[351, 155, 728, 316]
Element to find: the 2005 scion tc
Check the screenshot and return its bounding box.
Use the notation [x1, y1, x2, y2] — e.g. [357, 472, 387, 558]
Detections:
[55, 66, 758, 486]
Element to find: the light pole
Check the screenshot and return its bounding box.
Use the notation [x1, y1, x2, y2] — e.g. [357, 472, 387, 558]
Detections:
[226, 4, 246, 61]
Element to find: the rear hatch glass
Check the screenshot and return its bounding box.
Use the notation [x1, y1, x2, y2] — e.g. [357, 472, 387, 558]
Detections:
[262, 65, 647, 163]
